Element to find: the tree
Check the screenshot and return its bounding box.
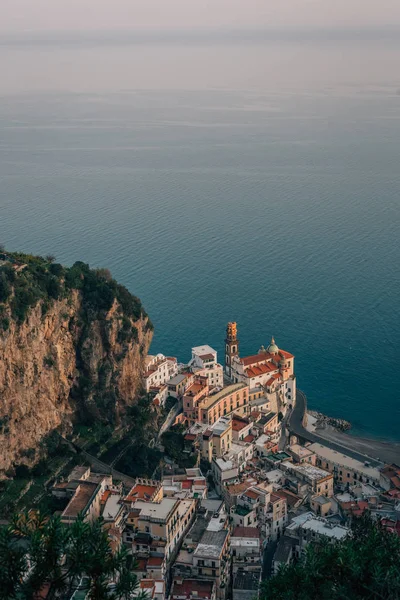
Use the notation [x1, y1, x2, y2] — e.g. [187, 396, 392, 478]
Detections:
[260, 515, 400, 600]
[0, 512, 148, 600]
[0, 271, 11, 303]
[45, 255, 56, 264]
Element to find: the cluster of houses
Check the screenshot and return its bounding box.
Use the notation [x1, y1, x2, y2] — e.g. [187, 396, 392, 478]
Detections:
[51, 324, 400, 600]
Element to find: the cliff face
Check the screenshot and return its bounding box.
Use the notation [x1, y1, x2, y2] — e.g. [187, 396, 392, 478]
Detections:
[0, 255, 152, 477]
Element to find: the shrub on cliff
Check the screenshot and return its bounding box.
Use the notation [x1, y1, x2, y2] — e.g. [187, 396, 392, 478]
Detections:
[0, 250, 151, 329]
[0, 271, 11, 303]
[260, 515, 400, 600]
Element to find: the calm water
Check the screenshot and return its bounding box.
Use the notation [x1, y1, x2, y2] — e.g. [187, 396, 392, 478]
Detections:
[1, 34, 399, 440]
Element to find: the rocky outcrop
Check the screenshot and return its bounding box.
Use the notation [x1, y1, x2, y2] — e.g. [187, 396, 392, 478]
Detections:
[308, 410, 351, 432]
[0, 256, 152, 477]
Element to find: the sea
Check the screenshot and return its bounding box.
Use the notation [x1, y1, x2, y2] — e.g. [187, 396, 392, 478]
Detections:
[0, 30, 399, 440]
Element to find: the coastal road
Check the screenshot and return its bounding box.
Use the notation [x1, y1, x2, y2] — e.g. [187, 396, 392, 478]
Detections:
[288, 390, 382, 468]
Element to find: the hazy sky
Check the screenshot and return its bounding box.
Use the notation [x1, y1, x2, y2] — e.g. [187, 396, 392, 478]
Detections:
[2, 0, 400, 33]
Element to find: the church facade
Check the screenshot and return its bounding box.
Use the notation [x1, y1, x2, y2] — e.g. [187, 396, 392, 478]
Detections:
[224, 322, 296, 415]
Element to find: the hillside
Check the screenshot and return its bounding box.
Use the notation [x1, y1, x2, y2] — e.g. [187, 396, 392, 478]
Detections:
[0, 251, 153, 477]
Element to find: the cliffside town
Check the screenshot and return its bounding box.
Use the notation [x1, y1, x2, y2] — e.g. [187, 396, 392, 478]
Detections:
[20, 321, 400, 600]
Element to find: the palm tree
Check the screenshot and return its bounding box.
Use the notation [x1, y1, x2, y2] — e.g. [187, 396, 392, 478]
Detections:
[1, 512, 147, 600]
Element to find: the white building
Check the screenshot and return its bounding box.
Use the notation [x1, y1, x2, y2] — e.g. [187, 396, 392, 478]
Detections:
[144, 354, 178, 393]
[287, 512, 350, 546]
[273, 512, 350, 574]
[308, 442, 381, 486]
[189, 345, 224, 389]
[212, 457, 240, 495]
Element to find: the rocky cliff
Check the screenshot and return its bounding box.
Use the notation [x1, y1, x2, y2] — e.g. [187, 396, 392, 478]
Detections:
[0, 253, 153, 477]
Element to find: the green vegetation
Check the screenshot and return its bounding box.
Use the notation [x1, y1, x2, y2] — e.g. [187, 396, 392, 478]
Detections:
[165, 395, 177, 413]
[161, 426, 197, 469]
[115, 444, 162, 478]
[261, 516, 400, 600]
[0, 434, 87, 518]
[0, 512, 147, 600]
[72, 422, 115, 457]
[0, 250, 152, 329]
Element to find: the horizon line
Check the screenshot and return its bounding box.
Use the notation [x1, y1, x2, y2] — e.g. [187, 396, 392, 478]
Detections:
[2, 24, 400, 45]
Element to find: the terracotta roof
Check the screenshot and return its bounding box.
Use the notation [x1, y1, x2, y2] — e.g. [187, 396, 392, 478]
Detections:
[340, 500, 369, 514]
[184, 434, 196, 441]
[226, 482, 253, 496]
[391, 476, 400, 489]
[199, 353, 215, 360]
[232, 416, 250, 431]
[148, 556, 164, 567]
[232, 526, 261, 539]
[271, 493, 285, 504]
[182, 480, 193, 490]
[124, 483, 158, 503]
[241, 353, 273, 367]
[279, 350, 294, 359]
[135, 559, 148, 571]
[101, 490, 111, 504]
[243, 434, 255, 443]
[141, 579, 155, 590]
[246, 363, 276, 378]
[194, 480, 207, 488]
[274, 489, 300, 508]
[144, 369, 156, 378]
[244, 489, 260, 500]
[171, 579, 215, 599]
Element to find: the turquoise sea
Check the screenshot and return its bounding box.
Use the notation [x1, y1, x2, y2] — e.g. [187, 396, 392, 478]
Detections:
[1, 33, 399, 440]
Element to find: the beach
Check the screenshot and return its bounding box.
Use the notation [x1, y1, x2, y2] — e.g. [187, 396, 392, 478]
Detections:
[306, 413, 400, 466]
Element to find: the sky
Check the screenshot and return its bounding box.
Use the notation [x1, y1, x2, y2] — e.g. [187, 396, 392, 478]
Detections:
[2, 0, 400, 34]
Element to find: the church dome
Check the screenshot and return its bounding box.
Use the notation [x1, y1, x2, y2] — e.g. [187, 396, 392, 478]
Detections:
[267, 336, 279, 354]
[258, 345, 266, 354]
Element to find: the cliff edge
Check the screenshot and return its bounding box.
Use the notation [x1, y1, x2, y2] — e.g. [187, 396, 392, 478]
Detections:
[0, 252, 153, 477]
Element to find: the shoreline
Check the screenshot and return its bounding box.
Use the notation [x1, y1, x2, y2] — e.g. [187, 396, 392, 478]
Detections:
[306, 411, 400, 465]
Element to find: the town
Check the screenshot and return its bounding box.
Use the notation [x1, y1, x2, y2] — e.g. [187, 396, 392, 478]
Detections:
[51, 323, 400, 600]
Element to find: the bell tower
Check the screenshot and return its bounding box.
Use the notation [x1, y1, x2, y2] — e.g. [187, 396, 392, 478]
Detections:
[225, 322, 239, 379]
